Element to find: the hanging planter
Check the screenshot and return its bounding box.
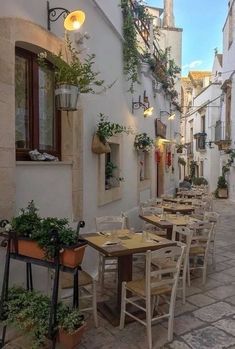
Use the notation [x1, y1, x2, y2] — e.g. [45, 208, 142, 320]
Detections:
[91, 134, 111, 154]
[55, 84, 80, 111]
[37, 34, 104, 112]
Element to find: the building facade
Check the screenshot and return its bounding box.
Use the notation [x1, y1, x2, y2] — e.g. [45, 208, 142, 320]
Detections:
[0, 0, 182, 255]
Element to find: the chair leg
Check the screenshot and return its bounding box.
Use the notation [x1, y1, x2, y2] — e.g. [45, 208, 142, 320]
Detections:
[92, 280, 98, 328]
[212, 242, 216, 268]
[119, 282, 126, 330]
[146, 294, 152, 349]
[187, 263, 191, 287]
[98, 254, 105, 290]
[182, 275, 186, 305]
[202, 260, 207, 285]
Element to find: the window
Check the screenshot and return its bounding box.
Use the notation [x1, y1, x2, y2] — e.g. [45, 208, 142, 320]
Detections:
[105, 144, 122, 190]
[15, 47, 61, 160]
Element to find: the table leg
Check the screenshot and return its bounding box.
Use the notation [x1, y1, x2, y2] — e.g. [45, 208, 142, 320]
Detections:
[117, 254, 133, 308]
[97, 254, 133, 326]
[166, 227, 173, 240]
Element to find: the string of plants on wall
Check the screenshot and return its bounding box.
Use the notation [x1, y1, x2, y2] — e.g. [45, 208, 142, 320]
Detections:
[121, 0, 140, 93]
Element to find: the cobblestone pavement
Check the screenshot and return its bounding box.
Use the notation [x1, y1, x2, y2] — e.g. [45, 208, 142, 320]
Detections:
[2, 199, 235, 349]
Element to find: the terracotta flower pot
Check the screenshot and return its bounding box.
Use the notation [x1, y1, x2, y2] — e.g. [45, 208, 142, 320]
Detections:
[218, 188, 228, 198]
[60, 244, 87, 268]
[58, 324, 86, 349]
[12, 239, 87, 268]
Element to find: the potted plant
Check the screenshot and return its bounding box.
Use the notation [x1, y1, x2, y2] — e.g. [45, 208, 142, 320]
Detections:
[215, 176, 228, 198]
[4, 287, 86, 349]
[134, 133, 154, 152]
[3, 287, 51, 348]
[58, 307, 85, 349]
[92, 113, 133, 154]
[38, 35, 104, 111]
[178, 157, 186, 166]
[9, 202, 87, 268]
[105, 161, 124, 189]
[192, 177, 208, 186]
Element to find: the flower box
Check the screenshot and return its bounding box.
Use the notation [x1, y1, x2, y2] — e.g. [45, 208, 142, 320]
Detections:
[58, 324, 86, 349]
[11, 238, 87, 268]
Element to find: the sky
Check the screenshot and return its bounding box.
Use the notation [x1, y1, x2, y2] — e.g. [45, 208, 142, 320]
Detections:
[147, 0, 228, 76]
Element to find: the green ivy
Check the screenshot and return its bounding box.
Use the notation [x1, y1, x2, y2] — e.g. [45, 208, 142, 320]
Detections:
[121, 0, 140, 93]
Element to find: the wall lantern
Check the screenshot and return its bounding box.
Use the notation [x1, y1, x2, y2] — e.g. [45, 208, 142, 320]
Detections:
[47, 1, 86, 31]
[132, 91, 154, 117]
[160, 110, 175, 121]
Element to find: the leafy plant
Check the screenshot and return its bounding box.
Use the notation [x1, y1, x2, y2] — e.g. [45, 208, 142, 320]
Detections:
[58, 307, 84, 334]
[192, 177, 208, 186]
[178, 157, 186, 166]
[38, 34, 104, 93]
[4, 287, 85, 348]
[32, 217, 78, 259]
[134, 133, 154, 152]
[11, 201, 41, 238]
[105, 161, 124, 185]
[96, 113, 133, 144]
[121, 0, 140, 92]
[189, 160, 197, 180]
[217, 176, 228, 189]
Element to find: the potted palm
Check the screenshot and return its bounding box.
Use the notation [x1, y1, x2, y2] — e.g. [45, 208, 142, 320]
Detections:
[38, 36, 104, 111]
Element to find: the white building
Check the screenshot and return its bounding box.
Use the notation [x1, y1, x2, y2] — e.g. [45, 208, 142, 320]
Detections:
[0, 0, 182, 270]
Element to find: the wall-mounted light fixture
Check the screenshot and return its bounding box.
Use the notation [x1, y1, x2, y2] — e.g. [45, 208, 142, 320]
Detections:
[132, 91, 154, 117]
[47, 1, 86, 31]
[160, 110, 176, 121]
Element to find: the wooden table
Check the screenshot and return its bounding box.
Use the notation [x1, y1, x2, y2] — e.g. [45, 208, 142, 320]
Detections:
[161, 197, 193, 205]
[176, 191, 203, 198]
[82, 229, 175, 326]
[163, 204, 195, 215]
[139, 214, 200, 239]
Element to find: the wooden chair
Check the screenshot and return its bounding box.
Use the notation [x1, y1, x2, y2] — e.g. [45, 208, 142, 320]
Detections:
[95, 216, 125, 289]
[188, 221, 213, 284]
[151, 226, 193, 304]
[60, 271, 98, 327]
[119, 245, 185, 349]
[140, 207, 166, 236]
[204, 212, 220, 267]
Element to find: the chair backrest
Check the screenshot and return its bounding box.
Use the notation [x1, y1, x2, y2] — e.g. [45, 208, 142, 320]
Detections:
[172, 226, 194, 275]
[204, 211, 219, 223]
[147, 198, 163, 205]
[95, 216, 125, 231]
[188, 221, 213, 255]
[121, 207, 143, 230]
[141, 206, 163, 216]
[145, 245, 185, 297]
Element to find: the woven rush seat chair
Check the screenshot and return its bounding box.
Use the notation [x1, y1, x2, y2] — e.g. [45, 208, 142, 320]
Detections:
[60, 270, 98, 327]
[119, 245, 185, 349]
[95, 215, 125, 290]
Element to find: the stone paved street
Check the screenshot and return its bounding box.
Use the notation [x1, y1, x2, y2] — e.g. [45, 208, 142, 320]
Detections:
[2, 199, 235, 349]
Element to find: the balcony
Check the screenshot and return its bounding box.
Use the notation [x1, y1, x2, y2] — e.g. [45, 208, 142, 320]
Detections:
[214, 120, 231, 150]
[186, 142, 193, 156]
[194, 133, 207, 151]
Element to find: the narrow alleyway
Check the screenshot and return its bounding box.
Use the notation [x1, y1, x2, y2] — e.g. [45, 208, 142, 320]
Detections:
[2, 199, 235, 349]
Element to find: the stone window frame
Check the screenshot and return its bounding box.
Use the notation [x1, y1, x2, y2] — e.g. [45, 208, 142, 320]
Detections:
[98, 135, 123, 206]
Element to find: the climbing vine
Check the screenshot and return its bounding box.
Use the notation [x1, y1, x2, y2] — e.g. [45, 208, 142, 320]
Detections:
[121, 0, 140, 93]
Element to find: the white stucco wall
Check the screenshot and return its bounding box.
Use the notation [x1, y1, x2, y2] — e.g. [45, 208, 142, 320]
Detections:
[1, 0, 181, 228]
[15, 162, 73, 219]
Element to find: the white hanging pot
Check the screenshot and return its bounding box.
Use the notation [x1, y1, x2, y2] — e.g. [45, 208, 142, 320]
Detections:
[55, 84, 79, 111]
